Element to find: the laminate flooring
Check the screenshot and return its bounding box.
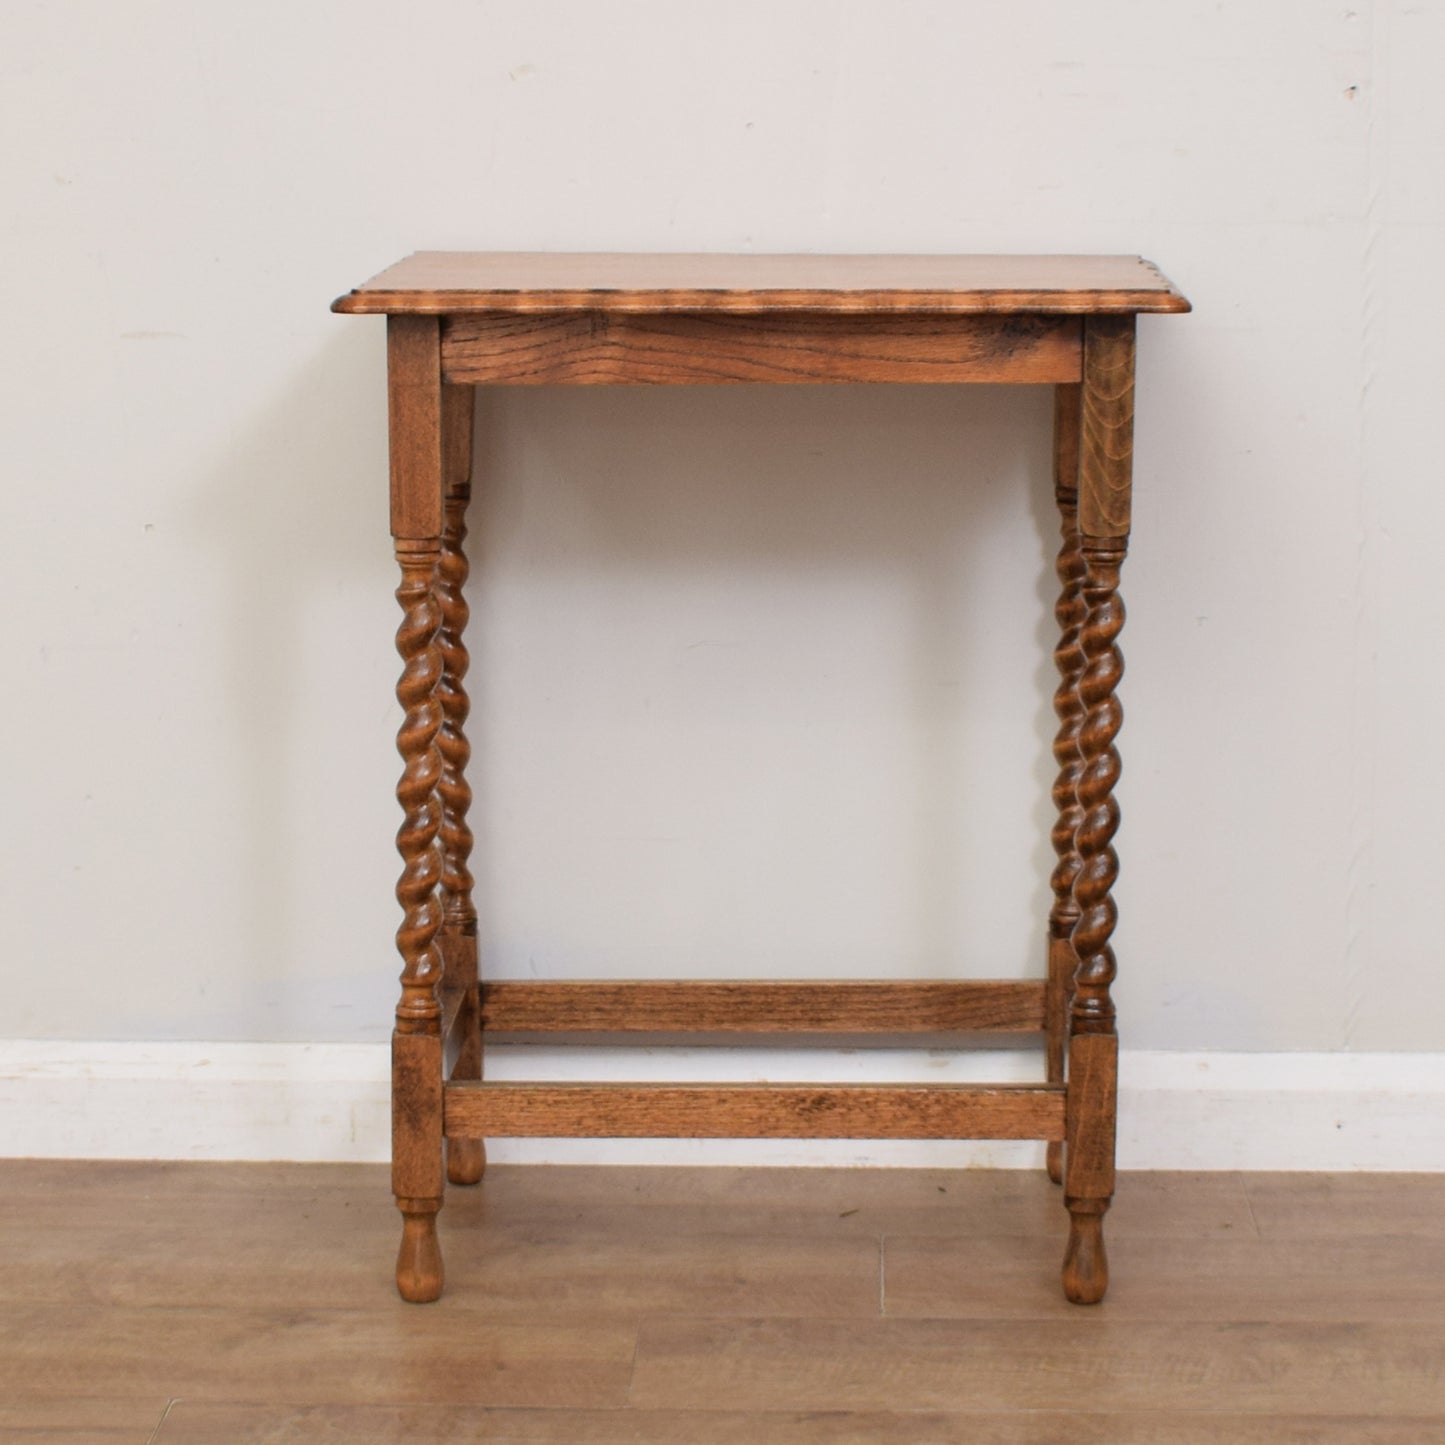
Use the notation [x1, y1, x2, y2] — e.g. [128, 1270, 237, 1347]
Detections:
[1, 1162, 1441, 1442]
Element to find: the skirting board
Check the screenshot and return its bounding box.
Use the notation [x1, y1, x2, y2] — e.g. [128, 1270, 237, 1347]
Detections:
[2, 1042, 1443, 1170]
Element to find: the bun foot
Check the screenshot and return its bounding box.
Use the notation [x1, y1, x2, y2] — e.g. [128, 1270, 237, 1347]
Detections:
[1046, 1141, 1064, 1186]
[396, 1208, 444, 1303]
[447, 1137, 486, 1186]
[1062, 1205, 1109, 1304]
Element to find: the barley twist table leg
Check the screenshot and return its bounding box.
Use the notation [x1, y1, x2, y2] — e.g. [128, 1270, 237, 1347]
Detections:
[435, 386, 485, 1187]
[1061, 315, 1133, 1305]
[392, 539, 447, 1302]
[1063, 537, 1125, 1302]
[1046, 383, 1086, 1188]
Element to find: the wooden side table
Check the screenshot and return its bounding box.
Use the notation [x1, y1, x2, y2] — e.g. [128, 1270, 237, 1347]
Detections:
[332, 253, 1190, 1305]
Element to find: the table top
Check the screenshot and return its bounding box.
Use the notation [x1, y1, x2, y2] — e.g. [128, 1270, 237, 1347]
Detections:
[332, 253, 1189, 317]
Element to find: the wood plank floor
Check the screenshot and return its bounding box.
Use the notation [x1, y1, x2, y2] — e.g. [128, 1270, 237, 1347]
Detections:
[0, 1163, 1441, 1441]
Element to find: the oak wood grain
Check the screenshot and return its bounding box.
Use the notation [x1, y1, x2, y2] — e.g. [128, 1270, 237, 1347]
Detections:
[1078, 316, 1136, 538]
[8, 1163, 1440, 1436]
[1045, 382, 1085, 1188]
[884, 1232, 1445, 1322]
[1062, 1030, 1118, 1303]
[0, 1397, 170, 1442]
[436, 381, 477, 962]
[435, 1164, 1259, 1244]
[385, 317, 443, 539]
[435, 382, 484, 1188]
[389, 534, 446, 1300]
[440, 312, 1082, 385]
[390, 1032, 443, 1201]
[0, 1195, 876, 1319]
[1063, 1034, 1118, 1201]
[438, 983, 464, 1050]
[443, 1082, 1064, 1140]
[0, 1161, 1264, 1241]
[153, 1404, 1439, 1445]
[1244, 1173, 1445, 1238]
[480, 980, 1046, 1034]
[0, 1305, 636, 1409]
[334, 252, 1190, 316]
[628, 1316, 1445, 1414]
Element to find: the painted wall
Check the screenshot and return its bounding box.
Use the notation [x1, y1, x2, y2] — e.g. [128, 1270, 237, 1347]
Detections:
[3, 1, 1439, 1058]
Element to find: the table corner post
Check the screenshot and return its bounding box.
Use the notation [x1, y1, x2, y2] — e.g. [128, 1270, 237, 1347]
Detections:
[437, 380, 486, 1187]
[387, 314, 448, 1301]
[1046, 380, 1085, 1189]
[1062, 314, 1135, 1305]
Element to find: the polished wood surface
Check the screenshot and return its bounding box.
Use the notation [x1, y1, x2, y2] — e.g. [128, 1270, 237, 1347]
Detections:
[444, 1082, 1065, 1141]
[387, 314, 449, 1302]
[384, 316, 444, 539]
[1, 1162, 1441, 1440]
[440, 312, 1083, 385]
[1078, 315, 1137, 536]
[1045, 383, 1085, 1189]
[334, 252, 1190, 315]
[1058, 315, 1135, 1302]
[480, 979, 1047, 1034]
[340, 253, 1191, 1307]
[435, 384, 485, 1190]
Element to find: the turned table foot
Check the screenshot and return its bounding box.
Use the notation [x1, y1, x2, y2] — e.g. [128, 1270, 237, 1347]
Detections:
[396, 1204, 445, 1303]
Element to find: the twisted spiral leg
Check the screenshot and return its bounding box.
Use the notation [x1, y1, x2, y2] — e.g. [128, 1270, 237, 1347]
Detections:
[392, 541, 446, 1302]
[1046, 385, 1086, 1187]
[436, 477, 485, 1186]
[437, 489, 476, 942]
[1062, 537, 1126, 1304]
[1071, 542, 1126, 1036]
[394, 545, 446, 1030]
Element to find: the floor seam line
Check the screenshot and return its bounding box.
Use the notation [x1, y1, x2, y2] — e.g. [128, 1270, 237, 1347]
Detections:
[144, 1397, 177, 1445]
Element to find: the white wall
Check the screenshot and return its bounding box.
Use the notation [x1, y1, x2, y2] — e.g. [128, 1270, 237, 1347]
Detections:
[3, 1, 1441, 1065]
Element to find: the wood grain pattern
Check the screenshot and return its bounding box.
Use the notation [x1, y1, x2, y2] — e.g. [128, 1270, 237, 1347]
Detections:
[334, 252, 1190, 316]
[438, 984, 464, 1053]
[151, 1404, 1445, 1444]
[0, 1398, 170, 1441]
[480, 980, 1046, 1034]
[1244, 1173, 1445, 1239]
[416, 1164, 1259, 1245]
[385, 317, 443, 539]
[390, 538, 446, 1301]
[886, 1231, 1445, 1322]
[0, 1165, 1264, 1310]
[0, 1160, 1268, 1243]
[1062, 1032, 1118, 1304]
[433, 383, 484, 1188]
[390, 544, 445, 1032]
[0, 1304, 636, 1409]
[627, 1316, 1445, 1415]
[1078, 316, 1136, 537]
[444, 1082, 1065, 1141]
[0, 1204, 879, 1322]
[436, 383, 476, 956]
[1045, 383, 1086, 1189]
[440, 312, 1083, 386]
[1070, 539, 1127, 1035]
[1067, 489, 1130, 1303]
[9, 1163, 1442, 1436]
[391, 1031, 444, 1303]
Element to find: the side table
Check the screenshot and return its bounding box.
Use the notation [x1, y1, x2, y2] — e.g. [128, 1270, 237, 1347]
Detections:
[331, 253, 1190, 1305]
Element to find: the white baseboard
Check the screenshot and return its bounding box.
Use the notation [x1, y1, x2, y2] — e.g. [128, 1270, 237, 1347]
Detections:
[2, 1041, 1443, 1170]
